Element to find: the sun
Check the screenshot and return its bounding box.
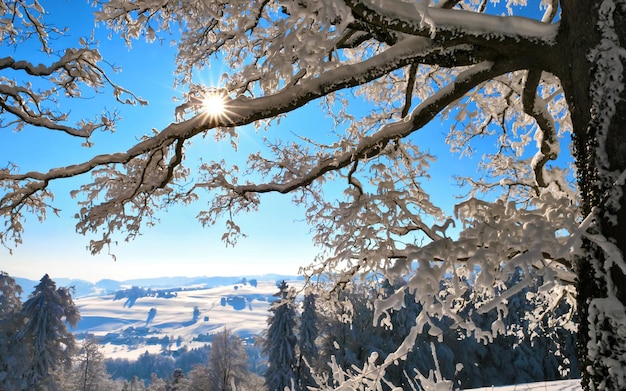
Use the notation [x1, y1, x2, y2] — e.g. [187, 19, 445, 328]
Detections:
[202, 90, 227, 118]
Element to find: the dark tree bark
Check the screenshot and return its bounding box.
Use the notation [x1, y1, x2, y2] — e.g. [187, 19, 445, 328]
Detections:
[558, 1, 626, 389]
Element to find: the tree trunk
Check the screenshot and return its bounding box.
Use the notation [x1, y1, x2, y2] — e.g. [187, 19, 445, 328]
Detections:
[559, 1, 626, 389]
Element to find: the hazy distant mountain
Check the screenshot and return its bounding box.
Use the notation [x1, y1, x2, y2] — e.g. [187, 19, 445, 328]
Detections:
[15, 276, 106, 298]
[117, 274, 304, 290]
[13, 274, 303, 298]
[95, 279, 123, 292]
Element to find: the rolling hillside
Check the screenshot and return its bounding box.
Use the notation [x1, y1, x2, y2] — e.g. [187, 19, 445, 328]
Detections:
[72, 279, 302, 359]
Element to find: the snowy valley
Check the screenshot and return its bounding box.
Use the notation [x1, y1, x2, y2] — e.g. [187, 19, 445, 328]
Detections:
[68, 277, 303, 360]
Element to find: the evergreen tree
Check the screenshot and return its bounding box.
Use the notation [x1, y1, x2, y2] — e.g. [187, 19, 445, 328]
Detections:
[192, 306, 200, 323]
[16, 274, 80, 390]
[296, 292, 319, 390]
[0, 271, 26, 390]
[263, 280, 298, 391]
[0, 271, 22, 317]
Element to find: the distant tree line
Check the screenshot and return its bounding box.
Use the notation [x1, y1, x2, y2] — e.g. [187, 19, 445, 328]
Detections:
[114, 287, 179, 308]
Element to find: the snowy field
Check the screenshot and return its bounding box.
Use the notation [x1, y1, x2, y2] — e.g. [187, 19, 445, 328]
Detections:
[469, 379, 581, 390]
[72, 280, 302, 359]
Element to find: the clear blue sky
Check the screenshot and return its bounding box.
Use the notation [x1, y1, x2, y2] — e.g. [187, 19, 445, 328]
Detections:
[1, 0, 488, 283]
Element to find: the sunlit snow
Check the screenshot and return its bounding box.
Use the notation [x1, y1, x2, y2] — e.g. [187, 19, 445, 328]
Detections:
[468, 379, 581, 390]
[72, 280, 302, 360]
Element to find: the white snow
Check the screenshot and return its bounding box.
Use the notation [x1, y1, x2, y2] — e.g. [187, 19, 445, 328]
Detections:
[362, 0, 558, 40]
[468, 379, 581, 390]
[72, 280, 302, 360]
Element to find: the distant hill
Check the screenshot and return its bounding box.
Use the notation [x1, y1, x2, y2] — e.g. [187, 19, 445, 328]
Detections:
[9, 273, 304, 359]
[13, 276, 97, 298]
[15, 276, 115, 298]
[70, 279, 303, 359]
[13, 274, 304, 298]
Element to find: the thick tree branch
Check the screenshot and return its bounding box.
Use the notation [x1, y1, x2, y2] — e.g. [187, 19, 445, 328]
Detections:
[522, 69, 559, 189]
[401, 64, 418, 117]
[344, 0, 558, 59]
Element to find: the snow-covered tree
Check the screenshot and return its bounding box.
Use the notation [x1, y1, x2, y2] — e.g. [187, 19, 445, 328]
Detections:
[186, 363, 211, 391]
[145, 373, 168, 391]
[0, 271, 27, 389]
[123, 376, 145, 391]
[296, 292, 319, 390]
[191, 306, 200, 323]
[207, 328, 250, 391]
[0, 271, 22, 316]
[263, 281, 298, 391]
[3, 0, 626, 389]
[16, 274, 80, 390]
[168, 368, 189, 391]
[65, 338, 113, 391]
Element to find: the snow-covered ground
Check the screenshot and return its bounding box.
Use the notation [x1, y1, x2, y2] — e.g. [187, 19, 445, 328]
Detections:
[469, 379, 581, 390]
[72, 280, 302, 359]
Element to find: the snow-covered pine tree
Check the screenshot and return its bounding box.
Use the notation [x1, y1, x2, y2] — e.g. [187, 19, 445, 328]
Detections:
[0, 271, 22, 317]
[296, 291, 319, 390]
[0, 271, 26, 389]
[15, 274, 80, 390]
[264, 280, 298, 391]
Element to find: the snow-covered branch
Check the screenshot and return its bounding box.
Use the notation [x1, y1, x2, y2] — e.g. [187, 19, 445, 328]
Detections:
[224, 60, 508, 196]
[8, 0, 616, 387]
[344, 0, 559, 46]
[0, 1, 147, 138]
[522, 69, 559, 190]
[1, 36, 429, 182]
[0, 35, 449, 251]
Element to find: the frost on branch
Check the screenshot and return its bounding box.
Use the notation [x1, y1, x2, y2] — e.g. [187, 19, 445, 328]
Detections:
[97, 0, 352, 93]
[0, 0, 147, 250]
[0, 0, 145, 136]
[71, 142, 197, 255]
